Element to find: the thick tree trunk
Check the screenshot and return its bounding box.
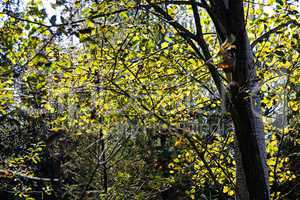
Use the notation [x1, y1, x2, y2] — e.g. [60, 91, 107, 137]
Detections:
[215, 2, 270, 199]
[230, 33, 269, 200]
[204, 1, 270, 199]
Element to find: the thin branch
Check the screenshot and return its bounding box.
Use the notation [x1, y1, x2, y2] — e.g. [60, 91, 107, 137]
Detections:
[1, 11, 50, 27]
[0, 169, 59, 182]
[157, 0, 203, 6]
[142, 5, 205, 59]
[184, 136, 225, 197]
[20, 33, 57, 68]
[145, 1, 198, 41]
[245, 0, 251, 26]
[251, 20, 299, 48]
[190, 0, 202, 38]
[2, 7, 131, 28]
[279, 183, 300, 199]
[189, 1, 210, 59]
[190, 1, 224, 95]
[273, 64, 296, 199]
[147, 1, 224, 95]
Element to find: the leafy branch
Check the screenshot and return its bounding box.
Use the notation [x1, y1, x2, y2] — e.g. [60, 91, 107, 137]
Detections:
[251, 20, 299, 48]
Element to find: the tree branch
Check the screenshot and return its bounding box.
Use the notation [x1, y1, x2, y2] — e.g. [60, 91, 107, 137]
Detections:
[190, 0, 202, 38]
[147, 1, 224, 95]
[152, 0, 203, 6]
[2, 7, 131, 28]
[251, 20, 299, 48]
[0, 169, 59, 182]
[146, 1, 198, 42]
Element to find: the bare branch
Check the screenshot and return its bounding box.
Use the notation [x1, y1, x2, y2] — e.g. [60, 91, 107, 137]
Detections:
[145, 1, 198, 41]
[156, 0, 203, 6]
[0, 169, 59, 182]
[190, 0, 202, 37]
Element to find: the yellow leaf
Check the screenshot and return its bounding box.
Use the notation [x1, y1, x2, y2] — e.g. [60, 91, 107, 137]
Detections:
[49, 127, 65, 133]
[228, 190, 235, 196]
[174, 137, 183, 147]
[161, 42, 169, 49]
[267, 159, 276, 166]
[223, 186, 230, 193]
[190, 194, 195, 199]
[44, 103, 55, 112]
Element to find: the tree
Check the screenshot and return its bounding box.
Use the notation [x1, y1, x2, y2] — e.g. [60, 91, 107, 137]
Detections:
[143, 1, 270, 199]
[0, 0, 299, 199]
[138, 1, 298, 199]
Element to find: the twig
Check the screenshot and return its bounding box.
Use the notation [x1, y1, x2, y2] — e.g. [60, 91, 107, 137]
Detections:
[251, 20, 299, 48]
[0, 169, 59, 182]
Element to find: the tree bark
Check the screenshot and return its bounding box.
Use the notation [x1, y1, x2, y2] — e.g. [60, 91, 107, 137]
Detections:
[209, 1, 270, 199]
[100, 129, 108, 193]
[229, 34, 270, 200]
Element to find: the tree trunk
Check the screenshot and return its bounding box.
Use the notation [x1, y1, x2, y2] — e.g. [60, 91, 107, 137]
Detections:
[230, 34, 270, 200]
[212, 1, 270, 199]
[100, 129, 108, 193]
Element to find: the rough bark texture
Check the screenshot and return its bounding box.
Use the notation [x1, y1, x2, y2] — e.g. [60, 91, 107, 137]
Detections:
[198, 1, 270, 198]
[210, 1, 270, 199]
[230, 35, 269, 200]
